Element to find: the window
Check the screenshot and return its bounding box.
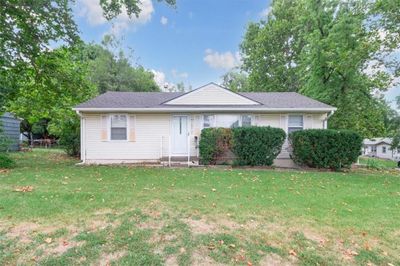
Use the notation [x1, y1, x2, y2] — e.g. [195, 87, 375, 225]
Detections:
[382, 146, 386, 154]
[203, 114, 252, 128]
[397, 148, 400, 153]
[288, 115, 303, 133]
[372, 146, 377, 153]
[241, 115, 252, 127]
[216, 115, 240, 128]
[203, 115, 215, 128]
[110, 115, 127, 140]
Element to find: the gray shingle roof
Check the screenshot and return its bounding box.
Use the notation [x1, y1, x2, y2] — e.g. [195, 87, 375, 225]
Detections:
[75, 91, 334, 109]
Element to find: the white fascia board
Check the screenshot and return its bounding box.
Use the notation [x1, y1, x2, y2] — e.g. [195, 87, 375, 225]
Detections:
[73, 107, 337, 113]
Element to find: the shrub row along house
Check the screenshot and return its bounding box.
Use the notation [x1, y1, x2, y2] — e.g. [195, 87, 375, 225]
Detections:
[73, 83, 336, 166]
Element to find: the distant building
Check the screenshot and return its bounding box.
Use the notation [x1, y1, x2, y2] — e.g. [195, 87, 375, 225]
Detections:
[363, 138, 400, 160]
[0, 112, 21, 151]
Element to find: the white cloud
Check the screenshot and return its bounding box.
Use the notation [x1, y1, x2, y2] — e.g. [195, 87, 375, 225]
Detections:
[151, 69, 177, 91]
[78, 0, 154, 35]
[260, 6, 272, 17]
[171, 69, 188, 79]
[203, 49, 241, 70]
[160, 16, 168, 25]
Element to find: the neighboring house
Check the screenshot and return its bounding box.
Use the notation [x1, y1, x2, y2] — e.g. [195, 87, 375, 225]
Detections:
[73, 83, 336, 165]
[363, 138, 400, 160]
[0, 112, 21, 151]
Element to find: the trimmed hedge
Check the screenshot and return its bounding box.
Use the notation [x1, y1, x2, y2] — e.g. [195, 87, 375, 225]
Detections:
[289, 129, 362, 170]
[199, 128, 232, 165]
[232, 126, 286, 166]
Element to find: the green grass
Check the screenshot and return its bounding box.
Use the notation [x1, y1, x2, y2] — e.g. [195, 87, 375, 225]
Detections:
[0, 149, 399, 265]
[359, 156, 398, 169]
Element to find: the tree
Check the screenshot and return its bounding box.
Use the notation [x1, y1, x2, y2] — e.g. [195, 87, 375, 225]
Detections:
[85, 37, 160, 93]
[221, 69, 250, 92]
[6, 46, 96, 146]
[1, 0, 174, 107]
[240, 0, 400, 137]
[240, 0, 303, 92]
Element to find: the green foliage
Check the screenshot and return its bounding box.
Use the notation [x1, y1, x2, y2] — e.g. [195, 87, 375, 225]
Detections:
[221, 69, 250, 92]
[0, 153, 15, 169]
[199, 128, 232, 165]
[240, 0, 302, 93]
[290, 129, 362, 170]
[58, 116, 80, 157]
[7, 47, 96, 127]
[85, 37, 160, 93]
[240, 0, 400, 137]
[232, 126, 286, 166]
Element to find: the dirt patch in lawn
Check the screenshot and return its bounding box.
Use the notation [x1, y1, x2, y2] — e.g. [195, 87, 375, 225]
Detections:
[97, 251, 127, 266]
[259, 253, 295, 266]
[6, 222, 61, 244]
[191, 249, 223, 266]
[183, 218, 217, 235]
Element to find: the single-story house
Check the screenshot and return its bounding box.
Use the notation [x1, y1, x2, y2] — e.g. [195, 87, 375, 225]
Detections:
[363, 138, 400, 160]
[0, 112, 21, 151]
[73, 83, 336, 165]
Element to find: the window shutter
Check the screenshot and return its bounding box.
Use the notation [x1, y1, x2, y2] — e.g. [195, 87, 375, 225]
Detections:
[194, 115, 201, 136]
[128, 115, 136, 142]
[100, 115, 108, 141]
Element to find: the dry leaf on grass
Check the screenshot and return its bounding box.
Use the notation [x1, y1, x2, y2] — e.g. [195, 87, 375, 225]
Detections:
[289, 249, 297, 256]
[14, 186, 34, 192]
[44, 238, 52, 244]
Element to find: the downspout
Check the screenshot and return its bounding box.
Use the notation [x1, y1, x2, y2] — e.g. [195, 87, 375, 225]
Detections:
[323, 110, 335, 129]
[75, 110, 86, 165]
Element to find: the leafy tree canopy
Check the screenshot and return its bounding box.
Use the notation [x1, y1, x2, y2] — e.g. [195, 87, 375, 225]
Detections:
[221, 69, 250, 92]
[0, 0, 174, 107]
[240, 0, 400, 138]
[6, 46, 97, 136]
[85, 36, 160, 93]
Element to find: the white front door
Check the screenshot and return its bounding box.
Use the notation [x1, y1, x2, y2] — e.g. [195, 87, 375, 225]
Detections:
[172, 116, 188, 155]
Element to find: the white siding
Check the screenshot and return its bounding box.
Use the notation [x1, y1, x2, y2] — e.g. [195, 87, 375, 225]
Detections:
[165, 84, 259, 105]
[376, 144, 394, 160]
[256, 114, 281, 127]
[83, 113, 171, 163]
[81, 112, 328, 163]
[257, 113, 325, 159]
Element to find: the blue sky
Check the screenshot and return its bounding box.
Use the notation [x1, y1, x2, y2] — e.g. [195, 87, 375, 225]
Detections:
[74, 0, 270, 89]
[73, 0, 398, 107]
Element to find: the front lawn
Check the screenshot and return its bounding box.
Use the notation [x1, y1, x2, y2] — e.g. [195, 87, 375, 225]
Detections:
[0, 149, 399, 265]
[359, 156, 398, 169]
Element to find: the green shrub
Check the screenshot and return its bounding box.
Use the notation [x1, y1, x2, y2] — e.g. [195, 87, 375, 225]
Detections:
[232, 126, 286, 166]
[199, 128, 232, 165]
[0, 153, 16, 169]
[58, 117, 80, 157]
[289, 129, 362, 170]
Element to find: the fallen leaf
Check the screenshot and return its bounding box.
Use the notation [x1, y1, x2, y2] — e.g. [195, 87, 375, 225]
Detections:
[229, 244, 236, 248]
[44, 238, 52, 244]
[289, 249, 297, 256]
[247, 261, 253, 266]
[211, 188, 217, 192]
[14, 186, 34, 192]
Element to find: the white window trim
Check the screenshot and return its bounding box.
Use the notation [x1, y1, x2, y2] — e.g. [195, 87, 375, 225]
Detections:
[109, 114, 129, 142]
[287, 114, 304, 133]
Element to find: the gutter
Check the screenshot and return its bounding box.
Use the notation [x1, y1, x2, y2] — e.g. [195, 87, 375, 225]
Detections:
[75, 110, 86, 165]
[323, 110, 335, 129]
[72, 107, 337, 113]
